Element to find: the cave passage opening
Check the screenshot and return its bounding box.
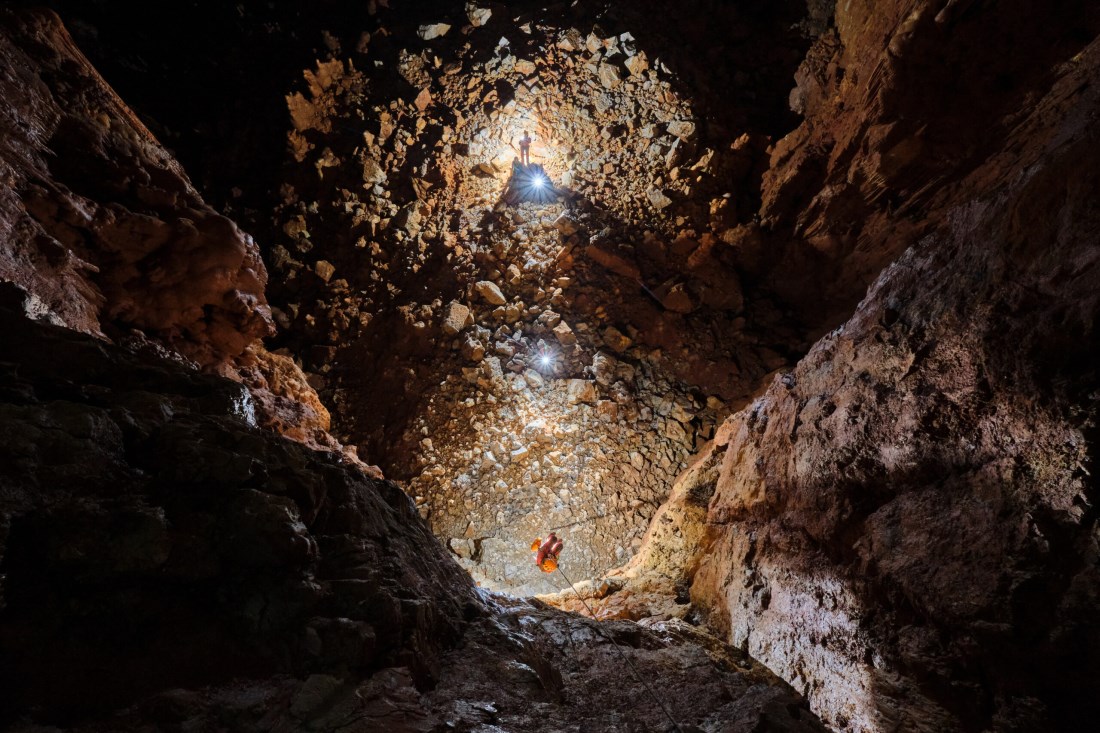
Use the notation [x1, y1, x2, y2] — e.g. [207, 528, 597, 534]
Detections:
[266, 8, 791, 598]
[109, 0, 813, 599]
[10, 0, 811, 600]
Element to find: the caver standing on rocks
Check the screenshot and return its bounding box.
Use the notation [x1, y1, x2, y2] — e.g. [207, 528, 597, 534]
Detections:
[517, 130, 533, 166]
[531, 532, 564, 572]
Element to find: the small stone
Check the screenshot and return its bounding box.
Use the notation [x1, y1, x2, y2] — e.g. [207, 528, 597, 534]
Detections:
[466, 3, 492, 26]
[566, 379, 598, 404]
[552, 321, 576, 345]
[475, 280, 507, 305]
[414, 88, 432, 112]
[418, 23, 451, 40]
[461, 337, 485, 361]
[441, 302, 473, 335]
[598, 63, 621, 89]
[661, 283, 695, 313]
[596, 400, 619, 421]
[624, 52, 649, 76]
[602, 326, 632, 353]
[647, 188, 673, 210]
[667, 119, 697, 140]
[362, 157, 386, 185]
[554, 212, 581, 236]
[314, 260, 336, 282]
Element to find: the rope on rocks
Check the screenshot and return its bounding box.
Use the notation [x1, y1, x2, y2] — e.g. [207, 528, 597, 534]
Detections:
[552, 564, 685, 733]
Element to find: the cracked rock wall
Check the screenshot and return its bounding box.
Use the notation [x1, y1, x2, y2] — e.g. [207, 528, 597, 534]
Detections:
[605, 11, 1100, 732]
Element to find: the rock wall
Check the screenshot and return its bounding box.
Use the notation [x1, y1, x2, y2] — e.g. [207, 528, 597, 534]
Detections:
[757, 0, 1100, 330]
[0, 8, 363, 461]
[0, 8, 271, 364]
[615, 24, 1100, 733]
[0, 7, 830, 731]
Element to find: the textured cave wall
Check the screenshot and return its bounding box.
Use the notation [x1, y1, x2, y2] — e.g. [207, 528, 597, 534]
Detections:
[0, 8, 358, 460]
[614, 27, 1100, 733]
[0, 7, 833, 731]
[755, 0, 1100, 331]
[0, 299, 827, 733]
[0, 8, 271, 364]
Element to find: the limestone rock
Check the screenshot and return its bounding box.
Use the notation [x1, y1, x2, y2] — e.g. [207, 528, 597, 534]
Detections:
[552, 321, 576, 345]
[667, 119, 696, 140]
[598, 63, 621, 89]
[554, 212, 581, 236]
[460, 336, 485, 361]
[660, 283, 694, 313]
[602, 326, 632, 353]
[314, 260, 336, 282]
[441, 301, 473, 335]
[585, 245, 641, 280]
[475, 280, 507, 305]
[647, 188, 673, 210]
[466, 3, 492, 27]
[624, 52, 648, 77]
[566, 379, 598, 404]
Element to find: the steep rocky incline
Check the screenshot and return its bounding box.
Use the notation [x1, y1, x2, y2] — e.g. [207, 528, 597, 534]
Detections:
[0, 298, 472, 725]
[587, 24, 1100, 733]
[0, 8, 271, 365]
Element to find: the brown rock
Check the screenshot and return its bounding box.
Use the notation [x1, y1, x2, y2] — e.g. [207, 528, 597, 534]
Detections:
[314, 260, 336, 282]
[598, 63, 621, 89]
[660, 283, 694, 314]
[585, 245, 641, 280]
[414, 87, 432, 112]
[602, 326, 633, 353]
[475, 280, 507, 306]
[552, 321, 576, 345]
[565, 379, 598, 404]
[0, 10, 272, 368]
[417, 23, 451, 40]
[441, 301, 473, 335]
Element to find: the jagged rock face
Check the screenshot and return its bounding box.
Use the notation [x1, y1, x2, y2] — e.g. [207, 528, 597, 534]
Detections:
[4, 2, 1100, 732]
[0, 8, 367, 463]
[608, 28, 1100, 733]
[759, 0, 1100, 329]
[0, 9, 272, 366]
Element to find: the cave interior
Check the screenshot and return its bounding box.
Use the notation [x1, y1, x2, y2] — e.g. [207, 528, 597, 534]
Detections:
[1, 1, 1098, 732]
